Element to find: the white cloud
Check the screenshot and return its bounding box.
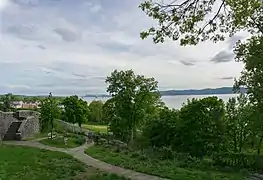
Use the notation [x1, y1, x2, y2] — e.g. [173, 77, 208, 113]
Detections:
[0, 0, 246, 95]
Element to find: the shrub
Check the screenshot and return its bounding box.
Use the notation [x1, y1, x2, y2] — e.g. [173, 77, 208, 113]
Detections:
[74, 135, 86, 145]
[213, 152, 263, 170]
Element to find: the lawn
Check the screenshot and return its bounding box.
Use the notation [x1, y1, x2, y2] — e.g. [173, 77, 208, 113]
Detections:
[0, 144, 128, 180]
[85, 145, 247, 180]
[23, 132, 49, 141]
[82, 124, 108, 134]
[39, 135, 86, 148]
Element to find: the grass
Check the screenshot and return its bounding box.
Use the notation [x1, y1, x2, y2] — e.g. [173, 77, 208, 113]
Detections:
[0, 144, 128, 180]
[23, 132, 49, 141]
[82, 124, 108, 134]
[85, 145, 247, 180]
[39, 135, 85, 148]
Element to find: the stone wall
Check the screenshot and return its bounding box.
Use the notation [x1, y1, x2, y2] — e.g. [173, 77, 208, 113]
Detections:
[0, 110, 40, 141]
[0, 111, 16, 141]
[18, 115, 40, 140]
[55, 119, 82, 133]
[17, 110, 39, 119]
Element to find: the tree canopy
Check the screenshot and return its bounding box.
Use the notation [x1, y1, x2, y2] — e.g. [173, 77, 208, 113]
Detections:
[88, 100, 104, 123]
[40, 93, 61, 135]
[139, 0, 263, 45]
[62, 95, 89, 127]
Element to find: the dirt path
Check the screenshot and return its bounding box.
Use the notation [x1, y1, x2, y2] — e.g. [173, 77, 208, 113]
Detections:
[3, 140, 167, 180]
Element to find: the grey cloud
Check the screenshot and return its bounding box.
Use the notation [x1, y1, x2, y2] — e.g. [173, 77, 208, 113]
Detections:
[211, 51, 234, 63]
[72, 73, 89, 78]
[219, 77, 234, 80]
[37, 45, 46, 50]
[11, 0, 39, 7]
[53, 28, 78, 42]
[180, 60, 196, 66]
[6, 25, 37, 40]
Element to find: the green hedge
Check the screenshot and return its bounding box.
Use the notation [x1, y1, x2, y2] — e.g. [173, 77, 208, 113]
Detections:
[213, 152, 263, 170]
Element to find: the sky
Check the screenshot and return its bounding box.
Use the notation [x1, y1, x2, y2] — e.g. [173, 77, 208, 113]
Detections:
[0, 0, 246, 96]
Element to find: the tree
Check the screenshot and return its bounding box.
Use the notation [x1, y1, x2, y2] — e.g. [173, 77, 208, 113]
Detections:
[142, 106, 179, 148]
[88, 100, 104, 123]
[178, 97, 226, 157]
[139, 0, 262, 45]
[40, 93, 61, 138]
[106, 69, 162, 144]
[1, 93, 14, 112]
[233, 36, 263, 154]
[225, 94, 254, 153]
[62, 96, 89, 128]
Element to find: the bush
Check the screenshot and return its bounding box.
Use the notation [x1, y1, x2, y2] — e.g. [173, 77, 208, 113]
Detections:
[74, 135, 86, 145]
[213, 152, 263, 170]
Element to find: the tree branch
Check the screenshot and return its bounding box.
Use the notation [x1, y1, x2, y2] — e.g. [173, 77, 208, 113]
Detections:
[197, 0, 226, 36]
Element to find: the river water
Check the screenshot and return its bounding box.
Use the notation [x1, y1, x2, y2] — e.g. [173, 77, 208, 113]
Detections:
[83, 94, 238, 109]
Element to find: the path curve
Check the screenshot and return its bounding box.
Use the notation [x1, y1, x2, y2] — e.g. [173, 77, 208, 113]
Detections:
[2, 140, 168, 180]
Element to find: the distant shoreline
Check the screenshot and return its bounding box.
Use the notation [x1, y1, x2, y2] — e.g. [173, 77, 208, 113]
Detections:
[84, 87, 246, 98]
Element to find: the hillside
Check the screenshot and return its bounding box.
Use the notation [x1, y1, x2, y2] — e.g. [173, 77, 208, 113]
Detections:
[160, 87, 246, 96]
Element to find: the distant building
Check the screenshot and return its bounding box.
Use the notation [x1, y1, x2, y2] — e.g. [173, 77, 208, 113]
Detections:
[11, 101, 23, 109]
[10, 101, 40, 109]
[22, 102, 39, 109]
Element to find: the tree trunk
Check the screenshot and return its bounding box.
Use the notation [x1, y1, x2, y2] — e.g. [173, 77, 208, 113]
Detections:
[130, 127, 134, 146]
[51, 119, 54, 139]
[239, 128, 243, 153]
[234, 135, 237, 153]
[257, 136, 263, 155]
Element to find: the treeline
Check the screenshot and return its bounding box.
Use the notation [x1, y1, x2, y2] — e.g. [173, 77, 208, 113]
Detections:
[39, 93, 106, 132]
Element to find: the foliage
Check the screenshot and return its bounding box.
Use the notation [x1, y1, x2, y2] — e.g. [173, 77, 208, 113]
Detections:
[85, 145, 246, 180]
[213, 152, 263, 171]
[0, 93, 15, 112]
[88, 100, 104, 123]
[225, 94, 255, 153]
[62, 95, 90, 128]
[176, 97, 226, 157]
[139, 0, 263, 45]
[233, 36, 263, 153]
[105, 69, 162, 144]
[234, 36, 263, 105]
[40, 93, 61, 135]
[142, 106, 179, 148]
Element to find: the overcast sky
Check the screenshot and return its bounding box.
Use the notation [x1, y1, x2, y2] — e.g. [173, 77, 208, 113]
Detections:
[0, 0, 246, 96]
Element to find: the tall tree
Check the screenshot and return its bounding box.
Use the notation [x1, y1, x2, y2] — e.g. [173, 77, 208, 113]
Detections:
[139, 0, 262, 45]
[106, 69, 162, 144]
[40, 93, 61, 138]
[88, 100, 104, 123]
[62, 96, 89, 128]
[234, 36, 263, 154]
[225, 94, 254, 153]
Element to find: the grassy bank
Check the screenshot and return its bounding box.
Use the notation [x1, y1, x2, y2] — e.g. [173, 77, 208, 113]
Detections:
[85, 145, 247, 180]
[82, 124, 108, 134]
[39, 135, 85, 148]
[0, 144, 128, 180]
